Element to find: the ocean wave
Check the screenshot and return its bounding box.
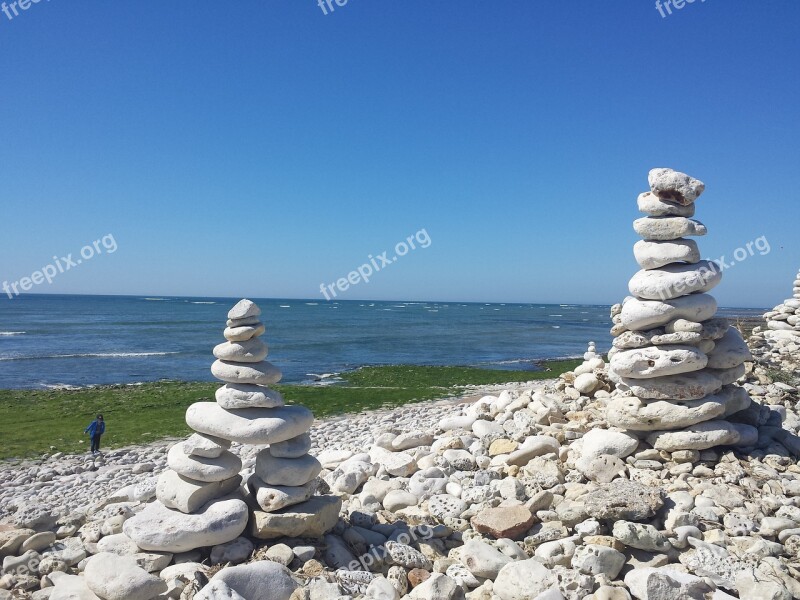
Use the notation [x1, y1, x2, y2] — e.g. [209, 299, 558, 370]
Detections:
[142, 298, 169, 301]
[0, 352, 181, 362]
[0, 332, 25, 336]
[190, 301, 216, 305]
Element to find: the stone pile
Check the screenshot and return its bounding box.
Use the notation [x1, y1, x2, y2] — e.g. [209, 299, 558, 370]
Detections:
[607, 168, 758, 453]
[123, 299, 340, 553]
[749, 268, 800, 373]
[560, 342, 612, 401]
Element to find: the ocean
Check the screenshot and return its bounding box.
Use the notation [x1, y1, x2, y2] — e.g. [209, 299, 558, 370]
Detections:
[0, 295, 765, 390]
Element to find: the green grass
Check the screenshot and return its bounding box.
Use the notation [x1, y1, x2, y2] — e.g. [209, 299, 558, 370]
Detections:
[0, 360, 579, 461]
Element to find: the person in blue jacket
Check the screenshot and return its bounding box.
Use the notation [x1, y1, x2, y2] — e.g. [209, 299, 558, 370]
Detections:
[84, 414, 105, 454]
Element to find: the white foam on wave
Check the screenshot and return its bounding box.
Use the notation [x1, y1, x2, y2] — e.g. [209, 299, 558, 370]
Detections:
[279, 305, 291, 308]
[142, 298, 169, 301]
[190, 301, 216, 305]
[0, 352, 180, 362]
[0, 332, 25, 336]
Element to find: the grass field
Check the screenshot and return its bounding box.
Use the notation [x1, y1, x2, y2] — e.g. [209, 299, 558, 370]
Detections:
[0, 360, 579, 460]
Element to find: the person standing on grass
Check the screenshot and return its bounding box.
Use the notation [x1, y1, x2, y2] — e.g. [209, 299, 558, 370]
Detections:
[84, 414, 105, 454]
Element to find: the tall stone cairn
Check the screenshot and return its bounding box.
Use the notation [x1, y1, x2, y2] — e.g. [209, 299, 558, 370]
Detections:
[123, 299, 340, 553]
[749, 268, 800, 372]
[606, 168, 759, 453]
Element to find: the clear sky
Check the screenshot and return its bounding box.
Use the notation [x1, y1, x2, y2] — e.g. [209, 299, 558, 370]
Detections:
[1, 1, 798, 307]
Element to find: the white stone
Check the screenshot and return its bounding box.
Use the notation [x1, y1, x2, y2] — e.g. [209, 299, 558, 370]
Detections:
[210, 561, 297, 600]
[369, 446, 418, 477]
[705, 327, 752, 369]
[611, 345, 707, 379]
[619, 370, 722, 401]
[211, 360, 282, 385]
[620, 294, 717, 331]
[459, 539, 512, 579]
[254, 451, 321, 487]
[269, 433, 312, 458]
[167, 444, 242, 483]
[156, 470, 241, 514]
[493, 558, 558, 599]
[628, 261, 721, 300]
[633, 217, 707, 241]
[580, 429, 639, 460]
[247, 475, 317, 513]
[227, 299, 261, 320]
[391, 431, 434, 451]
[212, 339, 268, 363]
[182, 433, 231, 459]
[506, 436, 560, 466]
[123, 499, 249, 553]
[84, 553, 167, 600]
[574, 373, 600, 395]
[186, 403, 314, 445]
[195, 580, 246, 600]
[637, 192, 696, 217]
[223, 323, 265, 342]
[646, 420, 742, 451]
[634, 238, 700, 270]
[648, 168, 705, 205]
[215, 384, 285, 409]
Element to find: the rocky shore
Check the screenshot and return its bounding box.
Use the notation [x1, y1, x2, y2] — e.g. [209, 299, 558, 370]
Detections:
[2, 172, 800, 600]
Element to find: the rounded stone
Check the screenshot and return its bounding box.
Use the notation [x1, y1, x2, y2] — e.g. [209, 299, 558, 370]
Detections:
[269, 433, 312, 458]
[156, 470, 242, 514]
[637, 192, 696, 217]
[250, 495, 342, 540]
[84, 553, 167, 600]
[223, 323, 265, 342]
[610, 345, 708, 379]
[648, 167, 705, 205]
[247, 475, 317, 513]
[212, 339, 268, 363]
[620, 294, 718, 331]
[628, 261, 722, 301]
[186, 403, 314, 445]
[123, 499, 249, 553]
[617, 369, 722, 401]
[705, 327, 752, 369]
[634, 239, 701, 270]
[227, 299, 261, 320]
[606, 392, 730, 431]
[645, 420, 742, 451]
[167, 444, 242, 483]
[211, 360, 282, 386]
[215, 384, 285, 409]
[254, 451, 322, 487]
[210, 561, 298, 600]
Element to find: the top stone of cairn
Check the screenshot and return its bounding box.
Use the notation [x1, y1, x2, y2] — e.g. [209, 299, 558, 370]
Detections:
[648, 168, 705, 206]
[228, 299, 261, 320]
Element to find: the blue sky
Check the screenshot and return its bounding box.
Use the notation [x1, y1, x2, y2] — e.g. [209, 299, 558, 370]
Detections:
[1, 1, 798, 307]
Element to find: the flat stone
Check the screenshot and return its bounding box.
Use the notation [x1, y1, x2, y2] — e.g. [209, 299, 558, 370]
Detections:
[195, 580, 246, 600]
[84, 553, 167, 600]
[391, 431, 435, 451]
[269, 432, 312, 458]
[611, 345, 707, 379]
[227, 299, 261, 320]
[250, 495, 342, 540]
[20, 532, 56, 554]
[612, 521, 671, 552]
[383, 490, 419, 512]
[618, 369, 722, 401]
[648, 168, 705, 205]
[254, 451, 321, 487]
[247, 475, 317, 513]
[637, 192, 696, 217]
[186, 403, 313, 445]
[156, 470, 242, 514]
[182, 433, 231, 459]
[215, 384, 285, 409]
[211, 360, 282, 385]
[606, 390, 732, 431]
[628, 261, 721, 300]
[212, 339, 268, 363]
[167, 444, 242, 483]
[705, 327, 752, 369]
[211, 561, 298, 600]
[633, 217, 707, 241]
[0, 529, 34, 558]
[223, 323, 265, 342]
[506, 436, 560, 466]
[123, 499, 249, 553]
[369, 446, 418, 477]
[49, 575, 102, 600]
[488, 439, 519, 456]
[571, 544, 626, 579]
[620, 294, 717, 331]
[471, 505, 535, 540]
[706, 363, 745, 385]
[583, 480, 664, 521]
[428, 494, 468, 520]
[209, 537, 254, 565]
[646, 420, 742, 451]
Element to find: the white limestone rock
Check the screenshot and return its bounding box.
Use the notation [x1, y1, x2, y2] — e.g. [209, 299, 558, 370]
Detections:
[628, 261, 721, 300]
[254, 451, 321, 487]
[186, 403, 314, 445]
[156, 470, 242, 514]
[618, 370, 722, 401]
[227, 299, 261, 321]
[247, 475, 317, 513]
[210, 561, 297, 600]
[633, 217, 707, 241]
[648, 168, 705, 205]
[215, 384, 285, 409]
[620, 294, 717, 331]
[123, 499, 249, 553]
[212, 339, 268, 363]
[637, 191, 696, 217]
[84, 553, 167, 600]
[223, 323, 265, 342]
[646, 420, 743, 451]
[611, 345, 708, 379]
[634, 238, 700, 270]
[210, 360, 282, 386]
[167, 444, 242, 483]
[182, 433, 231, 459]
[269, 433, 312, 458]
[705, 327, 752, 369]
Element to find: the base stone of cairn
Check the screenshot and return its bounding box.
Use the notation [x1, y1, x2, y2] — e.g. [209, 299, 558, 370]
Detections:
[749, 268, 800, 372]
[606, 168, 758, 454]
[124, 299, 340, 553]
